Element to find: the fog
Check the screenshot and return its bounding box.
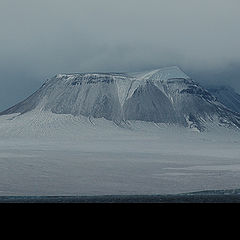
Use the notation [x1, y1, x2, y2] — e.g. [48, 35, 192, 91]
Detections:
[0, 0, 240, 110]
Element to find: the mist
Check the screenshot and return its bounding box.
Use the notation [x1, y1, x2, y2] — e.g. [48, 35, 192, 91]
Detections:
[1, 0, 240, 111]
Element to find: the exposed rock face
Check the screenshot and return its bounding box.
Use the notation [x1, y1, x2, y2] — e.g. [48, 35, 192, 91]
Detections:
[123, 81, 177, 123]
[1, 66, 240, 131]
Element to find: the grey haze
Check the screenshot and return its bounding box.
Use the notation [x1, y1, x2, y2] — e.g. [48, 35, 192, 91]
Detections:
[1, 0, 240, 111]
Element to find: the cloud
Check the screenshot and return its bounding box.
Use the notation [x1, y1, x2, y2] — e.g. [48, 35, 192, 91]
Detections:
[0, 0, 240, 110]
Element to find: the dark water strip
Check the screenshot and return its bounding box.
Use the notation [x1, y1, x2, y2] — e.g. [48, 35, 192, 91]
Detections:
[0, 191, 240, 203]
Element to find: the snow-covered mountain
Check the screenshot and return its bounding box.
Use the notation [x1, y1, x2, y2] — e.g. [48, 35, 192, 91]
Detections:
[1, 67, 240, 196]
[207, 86, 240, 114]
[1, 66, 240, 131]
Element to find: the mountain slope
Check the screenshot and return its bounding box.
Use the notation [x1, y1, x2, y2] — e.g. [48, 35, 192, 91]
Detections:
[1, 66, 240, 131]
[123, 81, 178, 123]
[207, 86, 240, 114]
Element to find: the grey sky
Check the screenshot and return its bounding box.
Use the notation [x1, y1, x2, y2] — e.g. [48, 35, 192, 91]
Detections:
[1, 0, 240, 110]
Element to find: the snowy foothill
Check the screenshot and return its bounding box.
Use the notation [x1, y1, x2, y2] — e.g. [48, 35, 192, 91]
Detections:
[0, 110, 240, 196]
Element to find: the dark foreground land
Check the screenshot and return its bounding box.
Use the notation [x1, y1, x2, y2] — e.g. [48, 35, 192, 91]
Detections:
[0, 189, 240, 203]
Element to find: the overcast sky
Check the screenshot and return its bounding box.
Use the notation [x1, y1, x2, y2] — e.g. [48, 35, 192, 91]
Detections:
[0, 0, 240, 110]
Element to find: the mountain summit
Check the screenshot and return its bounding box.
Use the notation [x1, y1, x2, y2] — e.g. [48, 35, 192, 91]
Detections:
[1, 66, 240, 131]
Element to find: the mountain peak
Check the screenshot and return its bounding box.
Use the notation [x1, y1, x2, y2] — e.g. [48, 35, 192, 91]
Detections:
[129, 66, 190, 82]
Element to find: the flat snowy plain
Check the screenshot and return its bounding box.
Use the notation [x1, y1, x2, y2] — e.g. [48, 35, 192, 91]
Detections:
[0, 110, 240, 196]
